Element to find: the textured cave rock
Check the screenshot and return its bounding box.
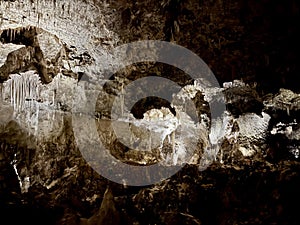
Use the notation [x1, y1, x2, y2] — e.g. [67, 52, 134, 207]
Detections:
[0, 1, 300, 225]
[0, 26, 63, 83]
[263, 89, 300, 162]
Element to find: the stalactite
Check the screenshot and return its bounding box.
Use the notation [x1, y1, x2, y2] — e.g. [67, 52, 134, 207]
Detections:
[9, 28, 12, 42]
[12, 76, 16, 109]
[34, 101, 39, 136]
[37, 13, 40, 27]
[16, 75, 19, 110]
[12, 28, 15, 42]
[120, 83, 124, 117]
[10, 77, 13, 107]
[0, 83, 3, 102]
[6, 73, 41, 112]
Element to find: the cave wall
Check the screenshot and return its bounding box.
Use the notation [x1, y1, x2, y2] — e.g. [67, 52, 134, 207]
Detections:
[0, 1, 299, 225]
[109, 0, 300, 93]
[1, 0, 299, 93]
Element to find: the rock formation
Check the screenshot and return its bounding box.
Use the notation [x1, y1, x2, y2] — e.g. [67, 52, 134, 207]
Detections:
[0, 1, 299, 225]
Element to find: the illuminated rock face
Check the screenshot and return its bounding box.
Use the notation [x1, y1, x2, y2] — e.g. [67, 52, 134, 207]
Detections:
[0, 1, 299, 225]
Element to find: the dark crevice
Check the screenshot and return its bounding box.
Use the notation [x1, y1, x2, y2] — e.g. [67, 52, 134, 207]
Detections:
[131, 97, 176, 119]
[0, 26, 38, 46]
